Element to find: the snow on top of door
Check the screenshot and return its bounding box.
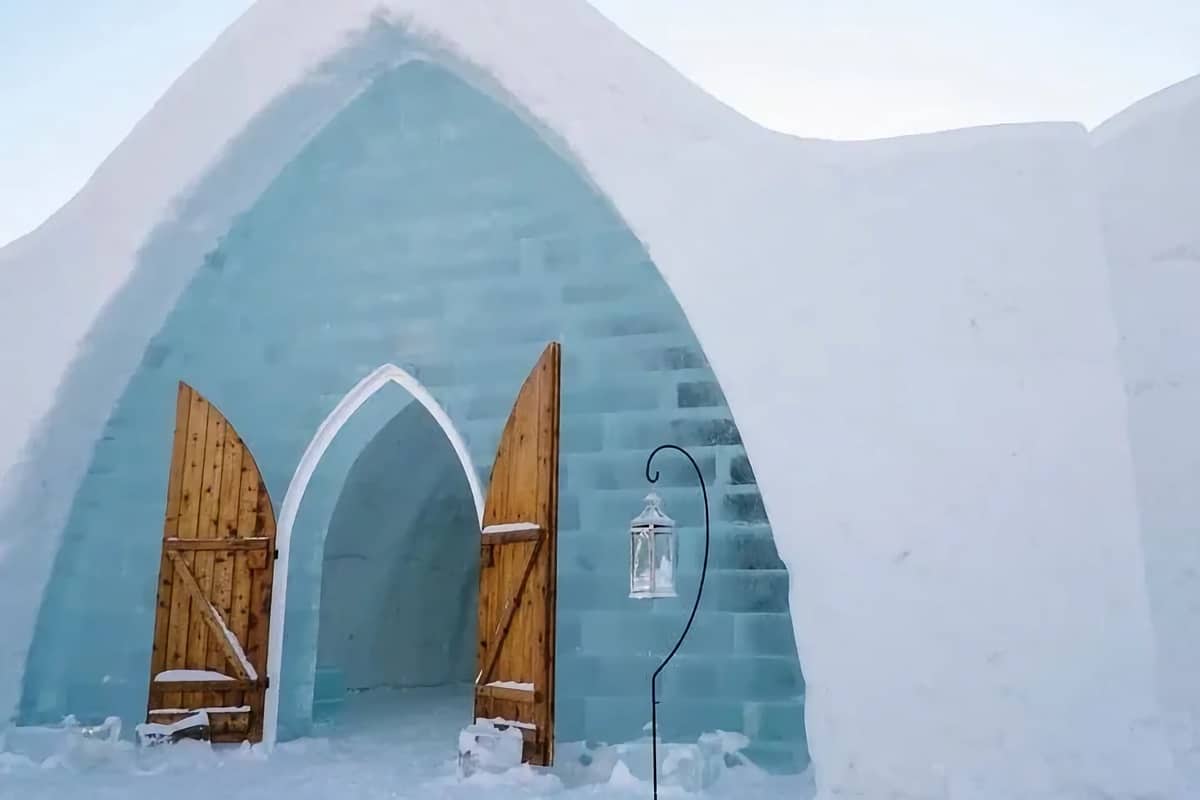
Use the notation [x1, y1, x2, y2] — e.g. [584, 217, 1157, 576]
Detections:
[484, 680, 534, 692]
[480, 522, 540, 535]
[154, 669, 234, 682]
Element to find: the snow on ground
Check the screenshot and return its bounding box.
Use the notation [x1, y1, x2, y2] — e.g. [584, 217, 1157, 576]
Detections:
[0, 686, 813, 799]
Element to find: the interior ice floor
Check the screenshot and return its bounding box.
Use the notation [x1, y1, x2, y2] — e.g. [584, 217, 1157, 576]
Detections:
[1, 686, 813, 798]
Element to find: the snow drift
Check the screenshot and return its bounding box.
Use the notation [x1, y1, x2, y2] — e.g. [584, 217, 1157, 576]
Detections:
[0, 0, 1194, 796]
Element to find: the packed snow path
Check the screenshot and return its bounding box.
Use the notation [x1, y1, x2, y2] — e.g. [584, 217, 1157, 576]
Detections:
[0, 687, 812, 799]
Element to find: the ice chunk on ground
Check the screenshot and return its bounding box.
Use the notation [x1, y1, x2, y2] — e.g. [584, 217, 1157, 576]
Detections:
[457, 718, 523, 777]
[1, 715, 129, 770]
[606, 761, 643, 790]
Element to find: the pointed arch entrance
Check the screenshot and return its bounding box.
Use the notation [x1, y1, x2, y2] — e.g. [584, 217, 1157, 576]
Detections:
[263, 364, 485, 747]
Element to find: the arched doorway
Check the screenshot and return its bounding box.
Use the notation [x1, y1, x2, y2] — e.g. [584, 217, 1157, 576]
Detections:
[312, 399, 480, 725]
[265, 346, 562, 768]
[265, 365, 484, 746]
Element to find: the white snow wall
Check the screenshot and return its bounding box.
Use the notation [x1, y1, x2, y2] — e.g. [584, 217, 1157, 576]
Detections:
[735, 126, 1172, 798]
[1095, 75, 1200, 785]
[0, 1, 1179, 796]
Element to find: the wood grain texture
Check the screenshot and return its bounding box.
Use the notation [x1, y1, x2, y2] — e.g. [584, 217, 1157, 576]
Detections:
[162, 388, 210, 709]
[474, 343, 561, 766]
[151, 678, 259, 693]
[165, 551, 250, 681]
[146, 383, 276, 742]
[184, 409, 225, 708]
[164, 537, 270, 551]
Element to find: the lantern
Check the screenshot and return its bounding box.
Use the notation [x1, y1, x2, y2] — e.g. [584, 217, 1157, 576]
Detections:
[629, 492, 677, 599]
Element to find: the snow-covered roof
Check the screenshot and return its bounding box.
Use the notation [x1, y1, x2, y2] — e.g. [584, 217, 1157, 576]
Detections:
[1093, 73, 1200, 145]
[1, 1, 1196, 796]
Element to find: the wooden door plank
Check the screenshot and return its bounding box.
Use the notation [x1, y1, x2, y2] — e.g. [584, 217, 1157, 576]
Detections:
[148, 553, 175, 689]
[244, 478, 275, 742]
[540, 345, 560, 762]
[237, 449, 262, 537]
[227, 452, 257, 702]
[185, 409, 226, 709]
[162, 390, 210, 709]
[151, 384, 191, 703]
[206, 433, 244, 708]
[244, 476, 275, 671]
[162, 383, 193, 538]
[475, 343, 561, 766]
[476, 538, 497, 681]
[176, 388, 212, 541]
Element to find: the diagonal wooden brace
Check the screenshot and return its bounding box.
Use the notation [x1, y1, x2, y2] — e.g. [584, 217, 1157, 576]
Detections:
[166, 550, 251, 680]
[477, 531, 544, 686]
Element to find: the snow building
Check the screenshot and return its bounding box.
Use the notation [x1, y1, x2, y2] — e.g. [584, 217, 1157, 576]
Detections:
[0, 1, 1191, 797]
[1094, 74, 1200, 788]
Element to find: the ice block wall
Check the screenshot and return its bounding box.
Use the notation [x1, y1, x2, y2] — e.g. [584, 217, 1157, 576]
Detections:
[15, 60, 808, 770]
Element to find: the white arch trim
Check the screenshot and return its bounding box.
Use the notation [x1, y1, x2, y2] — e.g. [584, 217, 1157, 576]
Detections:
[262, 363, 485, 749]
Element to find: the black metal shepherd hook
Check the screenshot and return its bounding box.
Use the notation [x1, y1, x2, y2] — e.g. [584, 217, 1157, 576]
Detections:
[644, 444, 711, 800]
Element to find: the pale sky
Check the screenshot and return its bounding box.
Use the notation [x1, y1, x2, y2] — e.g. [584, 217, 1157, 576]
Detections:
[1, 1, 1197, 246]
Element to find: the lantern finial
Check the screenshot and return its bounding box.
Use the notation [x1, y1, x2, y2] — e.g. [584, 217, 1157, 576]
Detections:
[633, 492, 674, 528]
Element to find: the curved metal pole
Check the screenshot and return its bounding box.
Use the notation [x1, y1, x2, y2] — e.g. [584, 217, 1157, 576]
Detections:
[645, 444, 710, 800]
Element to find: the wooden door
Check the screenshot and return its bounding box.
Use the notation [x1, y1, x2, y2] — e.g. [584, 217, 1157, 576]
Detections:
[146, 382, 276, 742]
[474, 343, 561, 766]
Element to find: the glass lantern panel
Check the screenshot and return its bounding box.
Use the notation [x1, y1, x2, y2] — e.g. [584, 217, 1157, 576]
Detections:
[653, 528, 676, 595]
[631, 529, 655, 596]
